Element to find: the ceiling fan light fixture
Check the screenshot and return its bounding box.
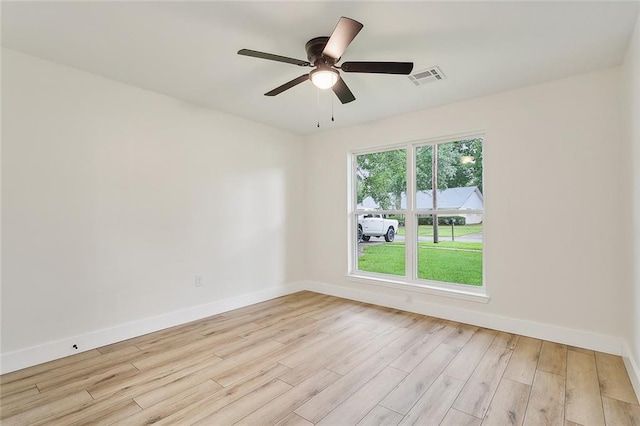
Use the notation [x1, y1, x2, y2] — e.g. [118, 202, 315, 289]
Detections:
[310, 68, 339, 89]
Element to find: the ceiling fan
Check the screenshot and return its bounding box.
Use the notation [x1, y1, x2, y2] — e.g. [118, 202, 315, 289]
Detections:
[238, 17, 414, 104]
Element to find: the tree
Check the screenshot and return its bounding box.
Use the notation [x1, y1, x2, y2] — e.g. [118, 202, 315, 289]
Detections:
[356, 138, 483, 210]
[416, 139, 483, 193]
[357, 149, 406, 210]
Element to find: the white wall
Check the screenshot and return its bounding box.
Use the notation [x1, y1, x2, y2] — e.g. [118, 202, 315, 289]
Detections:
[623, 14, 640, 387]
[305, 67, 630, 343]
[1, 49, 305, 363]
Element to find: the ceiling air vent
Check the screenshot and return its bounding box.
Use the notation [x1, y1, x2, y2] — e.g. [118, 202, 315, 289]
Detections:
[408, 66, 446, 86]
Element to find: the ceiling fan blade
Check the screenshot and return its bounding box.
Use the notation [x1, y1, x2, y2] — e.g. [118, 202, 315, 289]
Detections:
[332, 77, 356, 104]
[265, 74, 310, 96]
[340, 61, 414, 75]
[322, 17, 364, 60]
[238, 49, 310, 67]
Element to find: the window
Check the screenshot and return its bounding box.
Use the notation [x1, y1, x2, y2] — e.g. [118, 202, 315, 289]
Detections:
[350, 134, 485, 298]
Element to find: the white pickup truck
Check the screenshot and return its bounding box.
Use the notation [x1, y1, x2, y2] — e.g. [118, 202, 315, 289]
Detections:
[358, 214, 398, 242]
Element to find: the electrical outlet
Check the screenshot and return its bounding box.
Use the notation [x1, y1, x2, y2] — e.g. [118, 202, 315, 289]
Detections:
[195, 275, 204, 287]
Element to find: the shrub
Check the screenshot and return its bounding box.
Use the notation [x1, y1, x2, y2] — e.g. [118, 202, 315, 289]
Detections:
[418, 216, 466, 226]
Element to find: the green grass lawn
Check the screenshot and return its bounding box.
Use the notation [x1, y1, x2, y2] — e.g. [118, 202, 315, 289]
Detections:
[358, 242, 482, 286]
[396, 224, 482, 237]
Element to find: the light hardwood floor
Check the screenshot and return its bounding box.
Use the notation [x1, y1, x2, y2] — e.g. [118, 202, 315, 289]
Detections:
[1, 291, 638, 425]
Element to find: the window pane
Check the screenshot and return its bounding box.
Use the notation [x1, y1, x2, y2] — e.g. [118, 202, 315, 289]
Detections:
[415, 139, 484, 209]
[416, 214, 483, 285]
[436, 139, 483, 195]
[415, 145, 434, 209]
[356, 149, 406, 211]
[357, 214, 405, 276]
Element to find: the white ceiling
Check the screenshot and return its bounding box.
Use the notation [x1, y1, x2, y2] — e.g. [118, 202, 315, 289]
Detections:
[2, 1, 638, 135]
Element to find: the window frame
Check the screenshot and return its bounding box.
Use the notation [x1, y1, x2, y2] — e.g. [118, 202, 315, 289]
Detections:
[348, 132, 488, 303]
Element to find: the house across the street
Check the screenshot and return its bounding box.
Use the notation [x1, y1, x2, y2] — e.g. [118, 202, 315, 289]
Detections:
[359, 186, 484, 224]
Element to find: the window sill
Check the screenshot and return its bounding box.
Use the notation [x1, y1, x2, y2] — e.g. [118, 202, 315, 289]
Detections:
[346, 273, 490, 304]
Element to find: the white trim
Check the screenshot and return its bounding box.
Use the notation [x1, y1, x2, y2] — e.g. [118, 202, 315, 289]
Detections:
[300, 280, 623, 356]
[350, 135, 486, 296]
[350, 129, 486, 155]
[622, 340, 640, 401]
[0, 283, 304, 374]
[347, 274, 489, 303]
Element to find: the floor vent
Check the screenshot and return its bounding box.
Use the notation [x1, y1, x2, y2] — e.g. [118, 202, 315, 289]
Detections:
[408, 66, 446, 86]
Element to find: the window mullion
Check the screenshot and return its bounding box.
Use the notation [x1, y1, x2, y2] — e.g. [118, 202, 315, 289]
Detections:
[406, 144, 416, 281]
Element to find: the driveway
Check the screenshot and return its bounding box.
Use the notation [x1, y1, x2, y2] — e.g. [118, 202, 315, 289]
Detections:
[359, 232, 483, 244]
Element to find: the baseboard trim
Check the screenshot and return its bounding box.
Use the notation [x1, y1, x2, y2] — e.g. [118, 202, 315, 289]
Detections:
[622, 341, 640, 401]
[1, 279, 628, 377]
[0, 283, 303, 374]
[299, 280, 624, 356]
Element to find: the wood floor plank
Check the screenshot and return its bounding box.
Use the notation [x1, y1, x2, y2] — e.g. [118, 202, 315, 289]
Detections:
[195, 314, 258, 338]
[274, 412, 314, 426]
[356, 405, 403, 426]
[565, 350, 605, 426]
[493, 332, 520, 349]
[1, 363, 137, 420]
[397, 374, 465, 426]
[276, 336, 366, 387]
[523, 370, 565, 426]
[0, 346, 141, 396]
[198, 321, 264, 342]
[452, 344, 513, 418]
[112, 379, 221, 425]
[213, 331, 328, 388]
[391, 312, 425, 330]
[236, 369, 341, 426]
[568, 346, 594, 355]
[317, 367, 407, 426]
[35, 361, 138, 393]
[0, 385, 40, 412]
[442, 327, 497, 380]
[278, 321, 373, 369]
[537, 341, 567, 377]
[381, 343, 460, 415]
[327, 326, 410, 376]
[152, 363, 291, 425]
[440, 409, 482, 426]
[481, 378, 530, 426]
[134, 329, 211, 353]
[277, 328, 376, 387]
[503, 336, 542, 385]
[294, 345, 403, 423]
[87, 352, 223, 400]
[133, 362, 225, 409]
[100, 317, 210, 354]
[602, 396, 640, 426]
[389, 319, 457, 373]
[1, 391, 94, 426]
[240, 317, 318, 343]
[193, 379, 292, 425]
[443, 324, 479, 348]
[33, 397, 141, 426]
[595, 351, 639, 404]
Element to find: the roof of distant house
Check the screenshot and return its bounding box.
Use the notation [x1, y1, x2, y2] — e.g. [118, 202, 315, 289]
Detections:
[358, 186, 483, 210]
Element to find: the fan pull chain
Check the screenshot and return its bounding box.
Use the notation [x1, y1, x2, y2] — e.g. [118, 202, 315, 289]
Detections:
[317, 88, 320, 128]
[331, 95, 335, 122]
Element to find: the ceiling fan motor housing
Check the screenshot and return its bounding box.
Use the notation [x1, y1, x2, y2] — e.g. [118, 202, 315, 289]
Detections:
[305, 37, 337, 66]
